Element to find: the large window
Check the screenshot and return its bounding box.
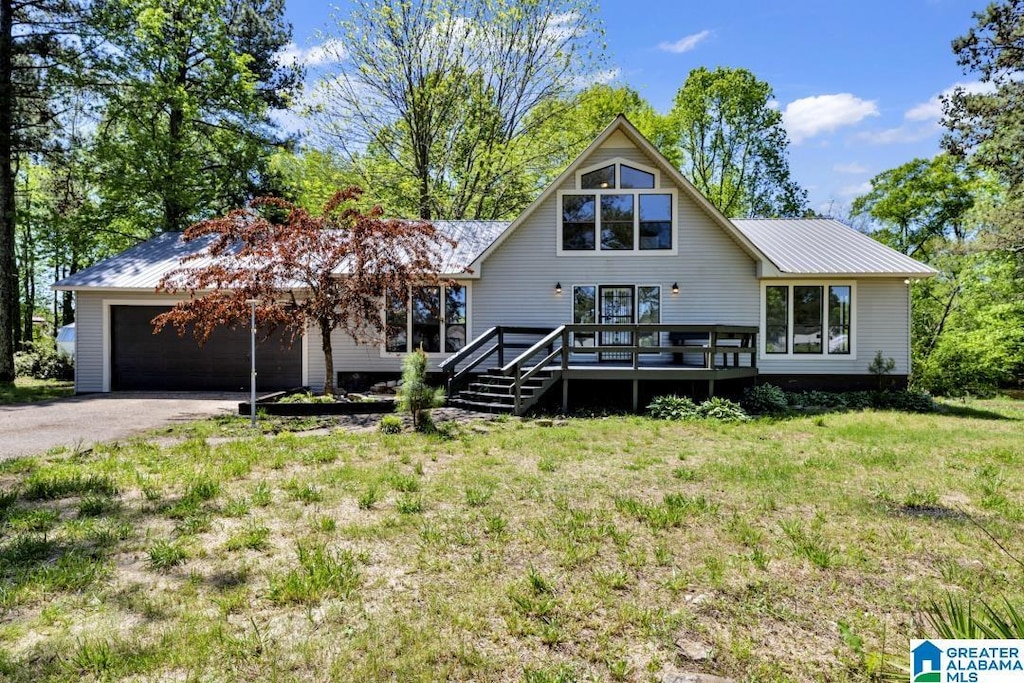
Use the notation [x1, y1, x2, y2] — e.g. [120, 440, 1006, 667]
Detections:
[560, 160, 674, 253]
[386, 284, 467, 354]
[763, 283, 853, 357]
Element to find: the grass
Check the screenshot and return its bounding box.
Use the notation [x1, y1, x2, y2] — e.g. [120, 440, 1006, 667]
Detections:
[0, 398, 1022, 681]
[0, 377, 74, 404]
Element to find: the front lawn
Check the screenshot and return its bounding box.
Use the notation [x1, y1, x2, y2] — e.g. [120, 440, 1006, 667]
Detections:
[1, 399, 1022, 681]
[0, 378, 74, 404]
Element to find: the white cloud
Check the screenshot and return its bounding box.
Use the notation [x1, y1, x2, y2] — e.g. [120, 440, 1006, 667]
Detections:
[904, 80, 996, 121]
[279, 38, 347, 68]
[856, 122, 940, 145]
[782, 94, 879, 144]
[838, 182, 872, 199]
[657, 30, 711, 54]
[833, 162, 868, 174]
[575, 67, 621, 89]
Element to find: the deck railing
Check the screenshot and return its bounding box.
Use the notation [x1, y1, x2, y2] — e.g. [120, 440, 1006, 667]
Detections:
[443, 323, 759, 415]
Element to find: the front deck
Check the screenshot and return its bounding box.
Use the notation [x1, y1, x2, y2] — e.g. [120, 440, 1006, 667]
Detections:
[440, 324, 759, 414]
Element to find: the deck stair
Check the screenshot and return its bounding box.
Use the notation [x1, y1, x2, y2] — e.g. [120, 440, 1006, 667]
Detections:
[449, 370, 561, 414]
[439, 326, 563, 415]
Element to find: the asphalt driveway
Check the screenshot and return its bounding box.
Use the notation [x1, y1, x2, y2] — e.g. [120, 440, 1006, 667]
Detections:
[0, 392, 247, 460]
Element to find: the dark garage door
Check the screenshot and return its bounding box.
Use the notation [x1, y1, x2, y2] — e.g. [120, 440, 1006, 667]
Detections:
[111, 306, 301, 391]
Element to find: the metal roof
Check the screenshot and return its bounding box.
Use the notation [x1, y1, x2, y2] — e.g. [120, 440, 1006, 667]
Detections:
[732, 218, 937, 277]
[54, 220, 511, 291]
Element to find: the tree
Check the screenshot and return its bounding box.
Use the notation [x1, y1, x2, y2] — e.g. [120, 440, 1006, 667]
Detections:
[91, 0, 300, 236]
[943, 0, 1024, 258]
[311, 0, 604, 220]
[153, 187, 455, 396]
[668, 67, 807, 218]
[396, 348, 445, 431]
[850, 155, 975, 258]
[1, 0, 88, 383]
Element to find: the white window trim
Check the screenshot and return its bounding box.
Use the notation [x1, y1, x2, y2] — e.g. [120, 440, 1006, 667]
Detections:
[558, 157, 678, 256]
[569, 283, 663, 346]
[759, 280, 857, 360]
[100, 296, 308, 392]
[379, 281, 472, 358]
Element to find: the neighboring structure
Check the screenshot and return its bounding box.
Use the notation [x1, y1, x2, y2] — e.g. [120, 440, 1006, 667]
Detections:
[55, 116, 935, 409]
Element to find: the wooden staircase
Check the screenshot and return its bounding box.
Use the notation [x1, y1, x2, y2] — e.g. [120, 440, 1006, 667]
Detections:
[439, 326, 564, 416]
[448, 369, 561, 414]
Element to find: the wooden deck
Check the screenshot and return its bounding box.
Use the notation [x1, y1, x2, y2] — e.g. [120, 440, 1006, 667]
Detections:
[441, 324, 759, 414]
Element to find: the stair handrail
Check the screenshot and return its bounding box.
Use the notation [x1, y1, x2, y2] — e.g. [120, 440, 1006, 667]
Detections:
[500, 325, 566, 414]
[438, 326, 498, 373]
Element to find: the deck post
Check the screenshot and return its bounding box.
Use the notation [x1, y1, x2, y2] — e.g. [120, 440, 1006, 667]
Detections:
[497, 327, 504, 368]
[562, 378, 568, 414]
[709, 328, 718, 369]
[514, 362, 521, 414]
[632, 379, 638, 412]
[708, 377, 715, 398]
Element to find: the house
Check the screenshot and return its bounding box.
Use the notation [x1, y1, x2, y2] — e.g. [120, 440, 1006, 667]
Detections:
[54, 116, 935, 412]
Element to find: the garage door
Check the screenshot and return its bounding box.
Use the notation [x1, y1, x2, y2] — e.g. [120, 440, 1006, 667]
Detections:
[111, 306, 301, 391]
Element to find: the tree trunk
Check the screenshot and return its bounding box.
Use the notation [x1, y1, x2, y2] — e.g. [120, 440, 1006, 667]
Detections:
[20, 176, 33, 347]
[0, 0, 17, 382]
[163, 12, 189, 233]
[320, 320, 334, 396]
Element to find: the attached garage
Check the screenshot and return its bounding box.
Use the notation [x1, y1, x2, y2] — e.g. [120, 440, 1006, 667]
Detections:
[110, 306, 302, 391]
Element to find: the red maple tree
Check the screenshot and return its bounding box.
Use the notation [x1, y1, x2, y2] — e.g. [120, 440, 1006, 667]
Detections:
[154, 187, 454, 395]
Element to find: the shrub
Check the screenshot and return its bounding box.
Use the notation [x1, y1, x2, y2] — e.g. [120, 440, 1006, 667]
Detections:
[742, 383, 787, 415]
[278, 391, 337, 404]
[873, 389, 937, 413]
[867, 350, 896, 391]
[378, 415, 402, 434]
[696, 397, 749, 421]
[14, 341, 74, 381]
[843, 391, 874, 409]
[646, 395, 698, 420]
[396, 349, 445, 431]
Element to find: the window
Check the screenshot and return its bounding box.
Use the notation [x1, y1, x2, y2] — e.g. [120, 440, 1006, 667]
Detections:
[386, 284, 468, 354]
[600, 195, 634, 250]
[637, 286, 661, 347]
[828, 286, 851, 354]
[765, 286, 788, 354]
[793, 286, 822, 354]
[762, 283, 854, 357]
[559, 159, 675, 254]
[572, 285, 596, 347]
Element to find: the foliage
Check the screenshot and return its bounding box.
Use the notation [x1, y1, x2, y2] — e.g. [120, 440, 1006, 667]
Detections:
[925, 595, 1024, 639]
[13, 341, 74, 381]
[277, 391, 337, 405]
[646, 395, 748, 421]
[90, 0, 301, 235]
[154, 187, 453, 395]
[396, 349, 445, 431]
[668, 66, 807, 218]
[850, 155, 976, 258]
[943, 0, 1024, 258]
[868, 351, 897, 391]
[694, 397, 749, 421]
[379, 415, 403, 434]
[310, 0, 605, 220]
[645, 394, 698, 420]
[742, 383, 788, 415]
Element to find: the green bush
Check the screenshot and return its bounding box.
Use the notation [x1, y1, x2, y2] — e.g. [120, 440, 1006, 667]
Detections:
[14, 341, 74, 381]
[396, 349, 445, 431]
[742, 383, 787, 415]
[872, 389, 937, 413]
[379, 415, 402, 434]
[646, 395, 698, 420]
[695, 397, 748, 421]
[278, 391, 337, 404]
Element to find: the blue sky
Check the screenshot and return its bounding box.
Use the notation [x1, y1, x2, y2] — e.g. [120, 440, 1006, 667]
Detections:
[282, 0, 988, 214]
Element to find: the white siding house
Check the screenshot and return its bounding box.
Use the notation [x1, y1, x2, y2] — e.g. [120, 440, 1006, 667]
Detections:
[55, 116, 935, 406]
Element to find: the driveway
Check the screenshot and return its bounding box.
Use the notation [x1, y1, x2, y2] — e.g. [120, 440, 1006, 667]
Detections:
[0, 392, 247, 460]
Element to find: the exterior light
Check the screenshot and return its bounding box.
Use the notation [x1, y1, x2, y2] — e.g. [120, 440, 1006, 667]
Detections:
[671, 282, 679, 294]
[904, 279, 911, 285]
[555, 282, 562, 294]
